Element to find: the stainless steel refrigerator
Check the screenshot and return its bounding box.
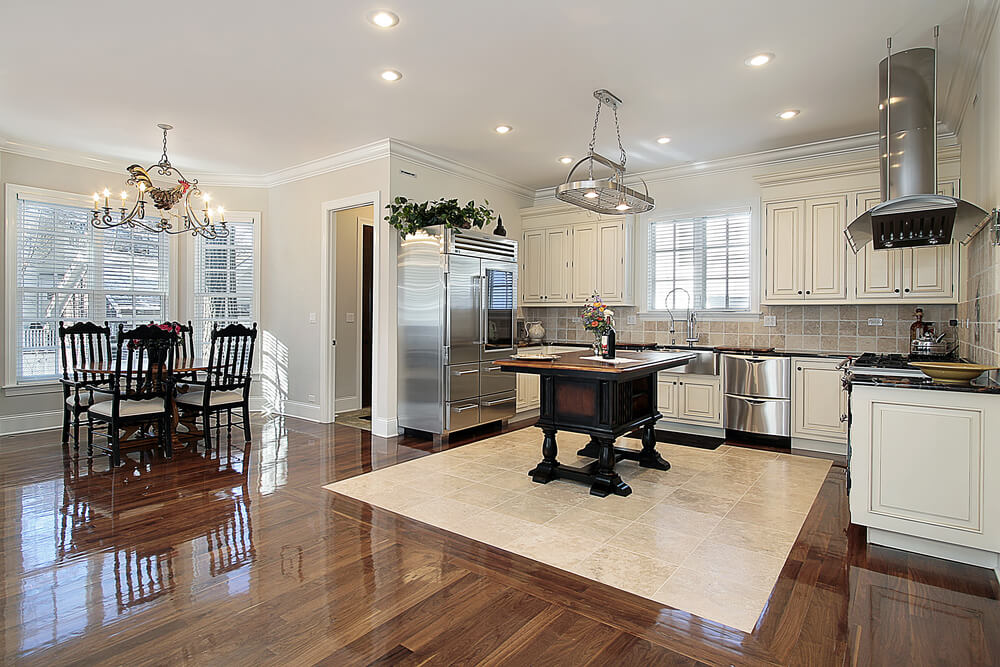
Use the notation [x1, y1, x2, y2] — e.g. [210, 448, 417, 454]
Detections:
[398, 227, 518, 440]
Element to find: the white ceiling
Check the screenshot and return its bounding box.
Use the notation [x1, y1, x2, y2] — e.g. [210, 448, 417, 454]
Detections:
[0, 0, 986, 190]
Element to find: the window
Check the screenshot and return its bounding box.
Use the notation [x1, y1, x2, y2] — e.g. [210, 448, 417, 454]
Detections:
[191, 214, 257, 357]
[648, 210, 751, 312]
[11, 188, 170, 383]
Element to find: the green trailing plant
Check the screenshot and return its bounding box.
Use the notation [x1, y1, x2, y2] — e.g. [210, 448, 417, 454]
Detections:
[384, 196, 495, 236]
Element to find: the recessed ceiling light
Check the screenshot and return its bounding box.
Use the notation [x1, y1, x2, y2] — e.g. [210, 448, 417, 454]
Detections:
[745, 52, 774, 67]
[558, 156, 573, 164]
[380, 69, 402, 81]
[777, 109, 800, 120]
[369, 10, 399, 28]
[495, 125, 512, 134]
[656, 136, 671, 144]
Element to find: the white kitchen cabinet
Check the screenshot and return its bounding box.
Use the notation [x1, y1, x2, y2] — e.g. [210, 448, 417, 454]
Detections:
[520, 226, 570, 304]
[677, 376, 722, 424]
[855, 181, 959, 302]
[763, 196, 847, 302]
[570, 223, 597, 301]
[792, 358, 847, 443]
[515, 373, 539, 412]
[519, 205, 633, 306]
[596, 220, 627, 303]
[657, 379, 679, 419]
[849, 384, 1000, 571]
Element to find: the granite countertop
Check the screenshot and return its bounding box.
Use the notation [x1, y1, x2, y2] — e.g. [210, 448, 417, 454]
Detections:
[848, 373, 1000, 395]
[516, 340, 850, 359]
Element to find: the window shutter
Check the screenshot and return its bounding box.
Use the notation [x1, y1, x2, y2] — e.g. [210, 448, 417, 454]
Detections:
[192, 217, 256, 357]
[648, 210, 751, 312]
[15, 195, 170, 382]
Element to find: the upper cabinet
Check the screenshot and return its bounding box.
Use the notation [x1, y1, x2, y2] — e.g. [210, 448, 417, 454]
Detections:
[520, 206, 633, 306]
[855, 180, 959, 302]
[764, 196, 847, 303]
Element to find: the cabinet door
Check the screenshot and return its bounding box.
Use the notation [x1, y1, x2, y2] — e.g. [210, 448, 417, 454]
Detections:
[521, 230, 545, 304]
[903, 245, 954, 298]
[804, 196, 847, 299]
[516, 373, 539, 411]
[792, 359, 847, 442]
[678, 377, 721, 424]
[765, 201, 805, 299]
[856, 190, 902, 299]
[570, 223, 597, 302]
[543, 227, 570, 302]
[657, 379, 678, 419]
[596, 221, 625, 302]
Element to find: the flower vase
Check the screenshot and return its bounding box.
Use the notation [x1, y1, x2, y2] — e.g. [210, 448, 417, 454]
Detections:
[593, 333, 603, 356]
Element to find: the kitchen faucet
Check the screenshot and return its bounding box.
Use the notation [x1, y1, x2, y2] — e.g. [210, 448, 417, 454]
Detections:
[663, 287, 699, 347]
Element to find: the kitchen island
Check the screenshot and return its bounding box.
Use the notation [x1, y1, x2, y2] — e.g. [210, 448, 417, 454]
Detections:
[494, 350, 695, 497]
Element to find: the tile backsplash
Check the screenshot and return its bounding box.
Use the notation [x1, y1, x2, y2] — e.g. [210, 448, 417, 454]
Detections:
[521, 304, 958, 354]
[957, 227, 999, 366]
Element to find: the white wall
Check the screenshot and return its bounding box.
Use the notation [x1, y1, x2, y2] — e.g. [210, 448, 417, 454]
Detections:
[0, 152, 267, 432]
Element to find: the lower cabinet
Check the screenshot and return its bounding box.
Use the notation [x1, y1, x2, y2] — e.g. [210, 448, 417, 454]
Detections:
[792, 357, 847, 442]
[516, 373, 539, 412]
[657, 375, 722, 426]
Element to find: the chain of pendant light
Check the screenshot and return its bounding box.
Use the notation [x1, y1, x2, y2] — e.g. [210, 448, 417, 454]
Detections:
[586, 97, 628, 181]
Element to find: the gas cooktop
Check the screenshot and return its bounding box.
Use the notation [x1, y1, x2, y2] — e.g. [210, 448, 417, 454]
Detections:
[851, 352, 960, 377]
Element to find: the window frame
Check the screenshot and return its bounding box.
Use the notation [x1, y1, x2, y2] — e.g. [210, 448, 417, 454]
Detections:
[637, 203, 761, 320]
[184, 210, 260, 358]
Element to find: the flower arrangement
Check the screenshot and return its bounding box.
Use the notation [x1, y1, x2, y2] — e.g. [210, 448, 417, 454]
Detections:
[127, 322, 182, 350]
[581, 293, 614, 335]
[384, 196, 495, 236]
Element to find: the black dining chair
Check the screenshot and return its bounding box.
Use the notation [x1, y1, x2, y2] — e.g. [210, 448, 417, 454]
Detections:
[87, 324, 177, 467]
[58, 321, 113, 450]
[176, 323, 257, 450]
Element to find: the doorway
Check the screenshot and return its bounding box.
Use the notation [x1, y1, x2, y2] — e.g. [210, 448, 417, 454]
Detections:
[333, 205, 375, 417]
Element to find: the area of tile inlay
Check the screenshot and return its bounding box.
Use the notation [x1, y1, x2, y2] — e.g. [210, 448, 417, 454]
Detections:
[323, 428, 831, 633]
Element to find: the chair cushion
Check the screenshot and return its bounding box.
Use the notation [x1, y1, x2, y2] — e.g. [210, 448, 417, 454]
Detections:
[176, 390, 244, 407]
[66, 392, 112, 407]
[88, 398, 166, 418]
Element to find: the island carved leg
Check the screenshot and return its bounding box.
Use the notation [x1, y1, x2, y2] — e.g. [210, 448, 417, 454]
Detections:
[590, 438, 632, 498]
[576, 436, 602, 459]
[638, 424, 671, 470]
[528, 428, 560, 484]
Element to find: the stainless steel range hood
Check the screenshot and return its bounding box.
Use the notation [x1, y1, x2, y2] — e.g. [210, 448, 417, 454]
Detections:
[845, 37, 990, 253]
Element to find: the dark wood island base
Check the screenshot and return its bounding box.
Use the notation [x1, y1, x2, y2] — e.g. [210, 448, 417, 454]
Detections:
[495, 350, 695, 497]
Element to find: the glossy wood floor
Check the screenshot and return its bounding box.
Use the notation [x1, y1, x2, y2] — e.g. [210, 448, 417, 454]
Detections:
[1, 415, 998, 666]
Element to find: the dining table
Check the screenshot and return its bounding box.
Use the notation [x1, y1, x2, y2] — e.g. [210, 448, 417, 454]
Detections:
[75, 357, 213, 446]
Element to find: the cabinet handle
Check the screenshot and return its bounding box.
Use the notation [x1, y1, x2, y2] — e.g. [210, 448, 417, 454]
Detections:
[894, 288, 900, 293]
[806, 290, 811, 294]
[797, 367, 802, 371]
[904, 288, 910, 293]
[840, 413, 848, 423]
[797, 290, 803, 294]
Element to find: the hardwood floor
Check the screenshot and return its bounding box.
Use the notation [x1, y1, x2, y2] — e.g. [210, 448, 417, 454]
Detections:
[1, 416, 997, 666]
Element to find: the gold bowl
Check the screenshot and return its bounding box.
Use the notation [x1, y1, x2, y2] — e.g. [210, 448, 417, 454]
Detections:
[908, 362, 998, 386]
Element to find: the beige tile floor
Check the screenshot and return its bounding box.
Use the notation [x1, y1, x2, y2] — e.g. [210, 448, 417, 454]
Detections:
[324, 428, 831, 633]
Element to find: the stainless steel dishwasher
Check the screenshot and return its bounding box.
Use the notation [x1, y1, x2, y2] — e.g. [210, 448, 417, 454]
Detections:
[722, 354, 791, 438]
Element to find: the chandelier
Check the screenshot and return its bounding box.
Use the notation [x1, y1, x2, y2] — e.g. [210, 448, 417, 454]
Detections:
[91, 124, 228, 239]
[555, 89, 654, 216]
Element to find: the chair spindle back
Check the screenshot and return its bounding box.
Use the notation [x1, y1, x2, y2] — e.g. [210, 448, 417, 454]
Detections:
[207, 323, 258, 394]
[59, 321, 112, 386]
[115, 324, 177, 401]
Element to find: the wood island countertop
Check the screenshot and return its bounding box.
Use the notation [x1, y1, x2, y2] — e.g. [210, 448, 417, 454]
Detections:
[493, 349, 696, 379]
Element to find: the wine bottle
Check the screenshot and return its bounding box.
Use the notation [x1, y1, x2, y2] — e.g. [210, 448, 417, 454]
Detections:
[602, 318, 617, 359]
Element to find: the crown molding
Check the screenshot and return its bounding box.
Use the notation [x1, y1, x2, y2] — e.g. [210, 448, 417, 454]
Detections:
[224, 138, 391, 188]
[388, 139, 536, 200]
[943, 0, 1000, 137]
[532, 132, 882, 205]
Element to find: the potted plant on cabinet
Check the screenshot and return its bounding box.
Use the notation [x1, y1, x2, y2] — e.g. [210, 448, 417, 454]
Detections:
[384, 197, 495, 236]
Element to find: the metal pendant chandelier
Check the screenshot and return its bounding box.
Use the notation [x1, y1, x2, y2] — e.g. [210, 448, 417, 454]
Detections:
[555, 89, 654, 215]
[91, 124, 229, 239]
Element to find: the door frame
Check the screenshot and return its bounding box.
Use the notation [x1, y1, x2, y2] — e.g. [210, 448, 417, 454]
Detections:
[320, 192, 382, 425]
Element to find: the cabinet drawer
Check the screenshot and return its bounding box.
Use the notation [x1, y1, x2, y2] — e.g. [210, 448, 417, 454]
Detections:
[480, 362, 515, 395]
[722, 355, 790, 399]
[447, 363, 480, 401]
[480, 391, 516, 423]
[446, 399, 480, 431]
[724, 396, 790, 437]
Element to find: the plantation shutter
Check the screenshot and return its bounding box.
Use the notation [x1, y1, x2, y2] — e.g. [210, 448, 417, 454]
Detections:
[192, 215, 256, 357]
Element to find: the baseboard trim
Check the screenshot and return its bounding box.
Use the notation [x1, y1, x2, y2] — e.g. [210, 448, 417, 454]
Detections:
[371, 416, 399, 438]
[0, 410, 63, 436]
[867, 527, 1000, 581]
[335, 396, 361, 414]
[791, 437, 847, 456]
[274, 400, 324, 423]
